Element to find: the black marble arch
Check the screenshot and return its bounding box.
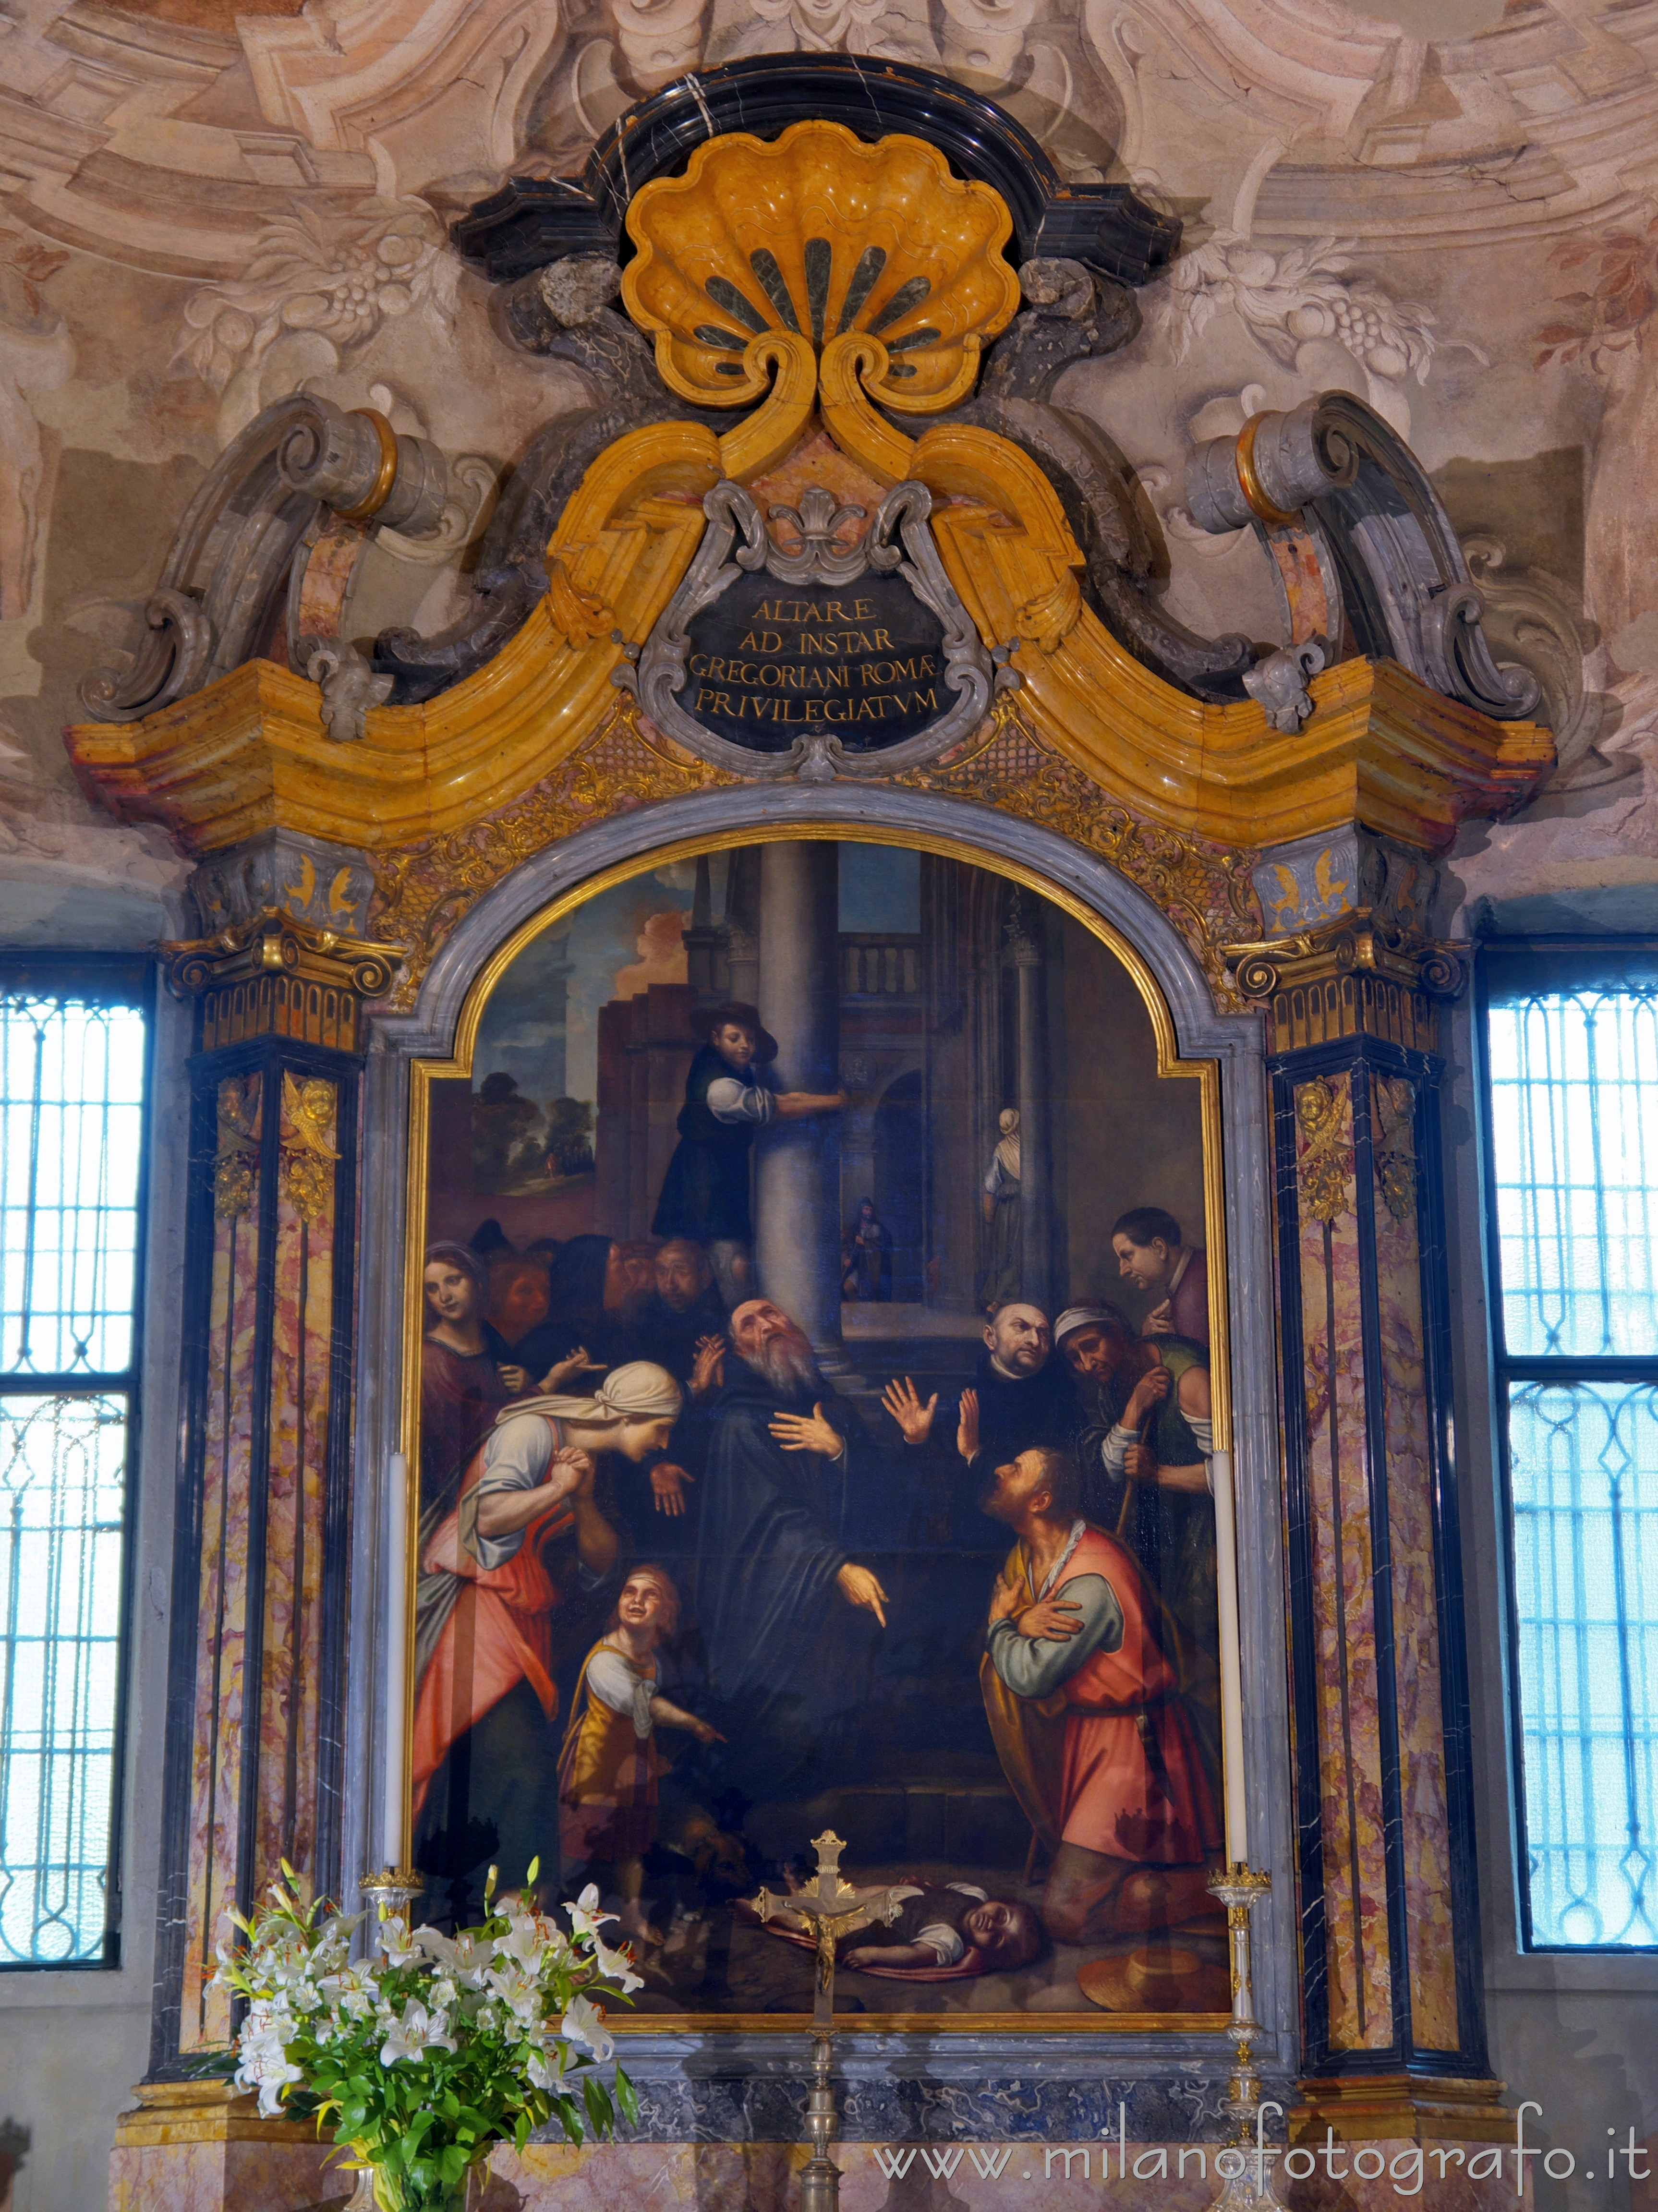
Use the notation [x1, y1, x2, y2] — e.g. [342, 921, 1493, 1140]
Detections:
[452, 56, 1179, 288]
[682, 568, 949, 754]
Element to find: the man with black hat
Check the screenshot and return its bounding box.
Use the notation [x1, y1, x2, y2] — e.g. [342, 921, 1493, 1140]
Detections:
[652, 1002, 844, 1308]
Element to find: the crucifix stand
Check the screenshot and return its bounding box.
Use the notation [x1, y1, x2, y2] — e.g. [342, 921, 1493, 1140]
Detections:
[753, 1831, 903, 2212]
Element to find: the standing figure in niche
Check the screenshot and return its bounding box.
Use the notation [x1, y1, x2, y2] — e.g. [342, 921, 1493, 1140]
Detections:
[1112, 1206, 1210, 1348]
[979, 1108, 1022, 1310]
[558, 1563, 723, 1945]
[979, 1447, 1221, 1946]
[842, 1197, 894, 1303]
[652, 1001, 845, 1310]
[411, 1362, 682, 1878]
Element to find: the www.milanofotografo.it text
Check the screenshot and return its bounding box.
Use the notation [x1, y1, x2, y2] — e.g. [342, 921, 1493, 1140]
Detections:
[870, 2103, 1653, 2195]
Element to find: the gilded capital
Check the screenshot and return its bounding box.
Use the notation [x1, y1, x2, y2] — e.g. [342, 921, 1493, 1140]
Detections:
[163, 908, 405, 1055]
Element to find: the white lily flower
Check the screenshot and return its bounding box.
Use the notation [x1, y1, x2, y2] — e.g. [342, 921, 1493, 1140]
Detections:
[524, 2048, 558, 2090]
[416, 1927, 493, 1988]
[376, 1913, 421, 1968]
[235, 2053, 304, 2115]
[493, 1916, 550, 1971]
[484, 1962, 542, 2023]
[379, 2000, 458, 2066]
[590, 1929, 644, 1995]
[564, 1886, 619, 1944]
[560, 1993, 614, 2063]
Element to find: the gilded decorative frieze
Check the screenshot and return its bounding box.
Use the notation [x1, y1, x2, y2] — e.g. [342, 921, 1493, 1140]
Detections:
[895, 706, 1263, 1012]
[278, 1074, 340, 1226]
[370, 697, 739, 1011]
[1294, 1076, 1356, 1227]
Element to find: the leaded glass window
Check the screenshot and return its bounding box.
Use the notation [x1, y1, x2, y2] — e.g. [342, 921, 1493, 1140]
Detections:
[1486, 964, 1658, 1949]
[0, 984, 146, 1969]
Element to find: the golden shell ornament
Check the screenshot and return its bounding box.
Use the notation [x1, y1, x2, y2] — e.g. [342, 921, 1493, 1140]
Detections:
[621, 120, 1022, 414]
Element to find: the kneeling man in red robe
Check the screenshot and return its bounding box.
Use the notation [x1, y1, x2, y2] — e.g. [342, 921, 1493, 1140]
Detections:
[979, 1446, 1220, 1945]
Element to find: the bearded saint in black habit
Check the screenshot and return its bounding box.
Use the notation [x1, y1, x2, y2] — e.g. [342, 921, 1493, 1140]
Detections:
[691, 1298, 892, 1795]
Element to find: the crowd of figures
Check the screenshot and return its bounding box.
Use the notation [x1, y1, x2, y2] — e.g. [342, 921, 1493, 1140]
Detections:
[414, 1180, 1226, 1994]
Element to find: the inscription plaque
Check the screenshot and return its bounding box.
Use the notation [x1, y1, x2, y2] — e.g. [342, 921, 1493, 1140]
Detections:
[684, 571, 949, 753]
[624, 476, 1014, 782]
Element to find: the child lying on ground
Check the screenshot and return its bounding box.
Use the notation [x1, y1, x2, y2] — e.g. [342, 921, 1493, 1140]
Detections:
[757, 1877, 1042, 1976]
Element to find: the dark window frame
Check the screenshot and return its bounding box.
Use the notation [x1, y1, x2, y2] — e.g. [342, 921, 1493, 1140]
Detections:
[1476, 936, 1658, 1955]
[0, 952, 153, 1972]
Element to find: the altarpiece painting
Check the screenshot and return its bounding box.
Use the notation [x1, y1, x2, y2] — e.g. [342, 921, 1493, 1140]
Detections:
[406, 833, 1231, 2026]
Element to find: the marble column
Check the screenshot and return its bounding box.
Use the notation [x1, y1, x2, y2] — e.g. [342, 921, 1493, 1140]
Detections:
[143, 835, 395, 2079]
[755, 840, 843, 1357]
[1233, 826, 1505, 2145]
[1007, 890, 1052, 1315]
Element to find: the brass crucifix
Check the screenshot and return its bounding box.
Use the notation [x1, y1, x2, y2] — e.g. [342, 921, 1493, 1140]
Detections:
[754, 1828, 903, 2022]
[752, 1832, 904, 2212]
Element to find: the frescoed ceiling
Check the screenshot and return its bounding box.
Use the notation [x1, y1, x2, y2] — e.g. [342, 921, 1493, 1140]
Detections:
[4, 0, 1658, 933]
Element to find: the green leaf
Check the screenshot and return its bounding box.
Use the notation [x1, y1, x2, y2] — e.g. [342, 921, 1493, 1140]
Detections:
[614, 2065, 639, 2131]
[581, 2076, 613, 2140]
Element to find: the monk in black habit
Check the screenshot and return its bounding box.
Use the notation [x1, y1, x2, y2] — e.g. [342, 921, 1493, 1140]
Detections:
[882, 1301, 1081, 1537]
[691, 1297, 891, 1796]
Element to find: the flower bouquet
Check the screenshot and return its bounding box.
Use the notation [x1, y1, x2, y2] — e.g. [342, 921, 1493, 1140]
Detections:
[211, 1862, 642, 2212]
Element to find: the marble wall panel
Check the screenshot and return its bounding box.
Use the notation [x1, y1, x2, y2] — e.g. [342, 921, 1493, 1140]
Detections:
[1293, 1072, 1392, 2050]
[1368, 1074, 1458, 2053]
[179, 1072, 265, 2052]
[476, 2139, 1528, 2212]
[254, 1075, 339, 1891]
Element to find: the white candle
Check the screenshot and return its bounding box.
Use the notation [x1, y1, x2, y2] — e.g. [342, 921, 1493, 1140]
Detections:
[382, 1451, 410, 1871]
[1210, 1449, 1250, 1865]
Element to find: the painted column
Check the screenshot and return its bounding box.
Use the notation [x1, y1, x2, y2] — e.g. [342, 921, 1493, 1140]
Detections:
[542, 929, 574, 1098]
[755, 839, 843, 1356]
[1234, 827, 1504, 2146]
[1007, 889, 1052, 1315]
[137, 832, 396, 2121]
[682, 855, 724, 1003]
[723, 846, 762, 1007]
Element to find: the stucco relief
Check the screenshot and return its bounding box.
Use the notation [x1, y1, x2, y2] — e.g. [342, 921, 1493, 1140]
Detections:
[3, 0, 1658, 927]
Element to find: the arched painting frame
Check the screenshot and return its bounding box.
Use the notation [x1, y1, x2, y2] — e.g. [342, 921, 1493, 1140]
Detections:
[351, 788, 1291, 2059]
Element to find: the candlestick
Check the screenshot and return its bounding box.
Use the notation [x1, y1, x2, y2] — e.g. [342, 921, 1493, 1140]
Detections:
[382, 1450, 410, 1872]
[1209, 1449, 1250, 1865]
[1207, 1863, 1283, 2211]
[753, 1832, 902, 2212]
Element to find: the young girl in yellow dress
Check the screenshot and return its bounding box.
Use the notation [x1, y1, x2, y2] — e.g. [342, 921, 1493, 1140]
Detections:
[557, 1563, 723, 1945]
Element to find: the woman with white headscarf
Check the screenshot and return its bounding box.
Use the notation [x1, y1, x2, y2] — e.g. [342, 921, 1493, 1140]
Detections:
[411, 1362, 682, 1822]
[979, 1107, 1022, 1309]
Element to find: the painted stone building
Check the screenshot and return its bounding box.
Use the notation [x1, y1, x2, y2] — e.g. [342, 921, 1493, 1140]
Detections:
[0, 6, 1655, 2212]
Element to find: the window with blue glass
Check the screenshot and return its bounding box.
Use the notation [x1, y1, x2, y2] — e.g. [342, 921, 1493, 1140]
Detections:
[1484, 955, 1658, 1949]
[0, 974, 147, 1969]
